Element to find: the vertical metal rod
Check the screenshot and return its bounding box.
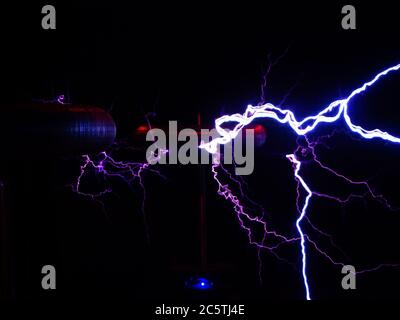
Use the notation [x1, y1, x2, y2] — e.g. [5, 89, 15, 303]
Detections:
[198, 113, 207, 271]
[0, 180, 13, 300]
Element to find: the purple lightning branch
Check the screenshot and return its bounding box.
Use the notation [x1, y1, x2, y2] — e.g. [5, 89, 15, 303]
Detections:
[201, 63, 400, 300]
[211, 164, 301, 260]
[72, 151, 151, 199]
[71, 149, 166, 241]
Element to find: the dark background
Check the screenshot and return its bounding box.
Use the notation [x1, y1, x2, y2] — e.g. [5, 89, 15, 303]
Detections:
[1, 1, 400, 306]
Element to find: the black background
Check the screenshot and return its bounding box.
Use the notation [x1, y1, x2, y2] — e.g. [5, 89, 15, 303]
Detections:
[1, 1, 400, 308]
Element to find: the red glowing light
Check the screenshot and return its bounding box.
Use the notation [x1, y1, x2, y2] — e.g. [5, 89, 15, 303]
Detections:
[136, 125, 149, 134]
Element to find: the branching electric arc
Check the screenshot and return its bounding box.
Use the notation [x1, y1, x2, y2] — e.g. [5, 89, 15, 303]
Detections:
[201, 63, 400, 300]
[71, 149, 165, 241]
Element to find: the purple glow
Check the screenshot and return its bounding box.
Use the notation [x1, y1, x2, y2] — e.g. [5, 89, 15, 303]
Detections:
[57, 95, 65, 104]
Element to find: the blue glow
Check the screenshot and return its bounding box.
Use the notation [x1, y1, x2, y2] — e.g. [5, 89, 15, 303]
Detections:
[185, 276, 213, 290]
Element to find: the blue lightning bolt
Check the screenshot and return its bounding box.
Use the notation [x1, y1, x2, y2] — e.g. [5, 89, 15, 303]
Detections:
[201, 63, 400, 300]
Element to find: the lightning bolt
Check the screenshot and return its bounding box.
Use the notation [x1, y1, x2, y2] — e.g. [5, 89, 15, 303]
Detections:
[201, 63, 400, 300]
